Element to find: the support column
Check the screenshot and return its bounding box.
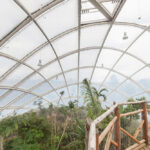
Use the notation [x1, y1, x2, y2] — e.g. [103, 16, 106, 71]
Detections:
[85, 118, 92, 150]
[115, 106, 121, 150]
[96, 133, 99, 150]
[0, 136, 3, 150]
[142, 102, 149, 145]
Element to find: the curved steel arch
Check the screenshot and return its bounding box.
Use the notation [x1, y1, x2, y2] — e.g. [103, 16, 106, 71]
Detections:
[38, 66, 146, 97]
[0, 0, 64, 47]
[0, 46, 149, 110]
[100, 25, 150, 96]
[3, 64, 147, 110]
[107, 63, 150, 98]
[16, 82, 129, 110]
[77, 0, 81, 106]
[19, 84, 150, 111]
[0, 0, 149, 109]
[0, 22, 148, 83]
[0, 86, 49, 106]
[0, 52, 63, 102]
[0, 0, 149, 48]
[0, 96, 38, 111]
[14, 0, 72, 102]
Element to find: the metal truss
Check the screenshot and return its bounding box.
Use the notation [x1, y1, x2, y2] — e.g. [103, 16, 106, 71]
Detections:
[0, 0, 150, 115]
[0, 46, 147, 93]
[77, 0, 81, 105]
[0, 44, 150, 110]
[1, 21, 148, 83]
[1, 63, 148, 110]
[14, 0, 71, 103]
[0, 86, 50, 106]
[0, 21, 148, 112]
[89, 0, 112, 20]
[0, 52, 63, 104]
[12, 82, 129, 110]
[89, 0, 126, 83]
[0, 0, 64, 47]
[100, 25, 150, 95]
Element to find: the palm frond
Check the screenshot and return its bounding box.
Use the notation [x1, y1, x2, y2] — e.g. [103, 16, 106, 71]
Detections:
[99, 88, 108, 94]
[99, 94, 107, 101]
[82, 79, 95, 104]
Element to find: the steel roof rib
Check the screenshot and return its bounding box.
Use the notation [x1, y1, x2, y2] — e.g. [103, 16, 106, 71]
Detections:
[77, 0, 81, 104]
[14, 0, 71, 103]
[89, 0, 126, 82]
[0, 52, 63, 103]
[0, 0, 64, 47]
[1, 22, 147, 84]
[0, 0, 150, 115]
[0, 86, 50, 107]
[1, 45, 150, 110]
[3, 64, 147, 110]
[107, 63, 150, 98]
[100, 25, 150, 91]
[16, 83, 129, 110]
[5, 88, 150, 110]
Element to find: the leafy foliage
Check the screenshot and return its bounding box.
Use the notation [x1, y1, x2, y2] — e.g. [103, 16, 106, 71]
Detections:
[81, 78, 108, 120]
[0, 79, 148, 150]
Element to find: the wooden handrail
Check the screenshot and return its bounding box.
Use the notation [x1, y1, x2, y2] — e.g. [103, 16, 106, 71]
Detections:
[125, 139, 145, 150]
[142, 102, 149, 144]
[120, 101, 150, 105]
[111, 140, 118, 147]
[93, 101, 150, 125]
[120, 127, 141, 144]
[99, 117, 117, 145]
[120, 109, 143, 118]
[88, 122, 96, 150]
[94, 104, 118, 125]
[87, 101, 150, 150]
[134, 120, 144, 138]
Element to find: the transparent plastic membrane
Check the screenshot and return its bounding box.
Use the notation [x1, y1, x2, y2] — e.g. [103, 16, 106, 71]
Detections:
[0, 0, 150, 116]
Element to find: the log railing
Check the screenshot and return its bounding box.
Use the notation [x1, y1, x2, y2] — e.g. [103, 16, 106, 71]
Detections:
[86, 101, 150, 150]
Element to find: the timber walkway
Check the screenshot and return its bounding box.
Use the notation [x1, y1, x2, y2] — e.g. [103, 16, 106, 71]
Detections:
[86, 101, 150, 150]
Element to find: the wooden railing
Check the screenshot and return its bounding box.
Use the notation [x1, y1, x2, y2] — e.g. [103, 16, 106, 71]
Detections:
[86, 101, 150, 150]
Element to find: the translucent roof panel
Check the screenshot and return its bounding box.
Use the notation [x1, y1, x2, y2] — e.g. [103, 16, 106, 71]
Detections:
[80, 49, 99, 67]
[116, 0, 150, 25]
[0, 23, 46, 59]
[0, 0, 27, 39]
[36, 0, 78, 39]
[52, 31, 78, 56]
[20, 0, 54, 13]
[0, 0, 150, 117]
[0, 56, 16, 77]
[127, 32, 150, 63]
[97, 49, 121, 68]
[102, 1, 118, 14]
[80, 24, 110, 48]
[104, 25, 143, 50]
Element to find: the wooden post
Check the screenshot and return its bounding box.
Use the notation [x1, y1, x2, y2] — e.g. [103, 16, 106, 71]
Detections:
[85, 118, 92, 150]
[0, 136, 3, 150]
[114, 106, 121, 150]
[85, 121, 90, 150]
[96, 133, 99, 150]
[141, 102, 149, 145]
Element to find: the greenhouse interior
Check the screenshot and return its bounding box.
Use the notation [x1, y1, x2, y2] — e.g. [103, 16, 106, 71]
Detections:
[0, 0, 150, 149]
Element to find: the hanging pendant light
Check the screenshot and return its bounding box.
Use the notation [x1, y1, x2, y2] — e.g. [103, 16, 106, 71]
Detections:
[112, 0, 120, 3]
[123, 32, 128, 40]
[60, 91, 64, 96]
[37, 59, 42, 67]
